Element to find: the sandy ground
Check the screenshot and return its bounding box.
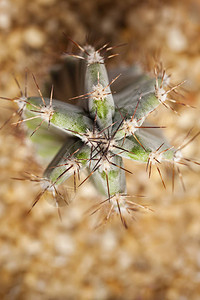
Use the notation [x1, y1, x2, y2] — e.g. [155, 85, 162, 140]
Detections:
[0, 0, 200, 299]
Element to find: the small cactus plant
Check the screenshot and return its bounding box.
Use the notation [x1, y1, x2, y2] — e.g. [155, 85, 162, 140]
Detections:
[2, 40, 199, 227]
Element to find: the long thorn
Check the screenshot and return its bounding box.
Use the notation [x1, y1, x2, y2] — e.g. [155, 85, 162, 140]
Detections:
[156, 164, 166, 189]
[31, 73, 46, 107]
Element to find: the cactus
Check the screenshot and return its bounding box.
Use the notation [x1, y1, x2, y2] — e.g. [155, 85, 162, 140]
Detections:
[2, 40, 199, 227]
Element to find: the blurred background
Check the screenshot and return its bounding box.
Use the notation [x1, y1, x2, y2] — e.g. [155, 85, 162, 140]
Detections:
[0, 0, 200, 299]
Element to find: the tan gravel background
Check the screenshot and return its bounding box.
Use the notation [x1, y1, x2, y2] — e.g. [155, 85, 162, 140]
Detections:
[0, 0, 200, 299]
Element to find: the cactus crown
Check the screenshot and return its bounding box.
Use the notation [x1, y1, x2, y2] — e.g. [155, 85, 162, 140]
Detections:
[2, 40, 199, 227]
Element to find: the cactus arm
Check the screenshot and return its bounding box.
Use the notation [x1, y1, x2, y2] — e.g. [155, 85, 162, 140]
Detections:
[24, 97, 93, 138]
[113, 64, 167, 108]
[22, 97, 93, 163]
[112, 90, 161, 140]
[113, 128, 175, 163]
[85, 49, 115, 129]
[135, 127, 172, 152]
[43, 138, 91, 186]
[113, 137, 151, 162]
[112, 68, 169, 140]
